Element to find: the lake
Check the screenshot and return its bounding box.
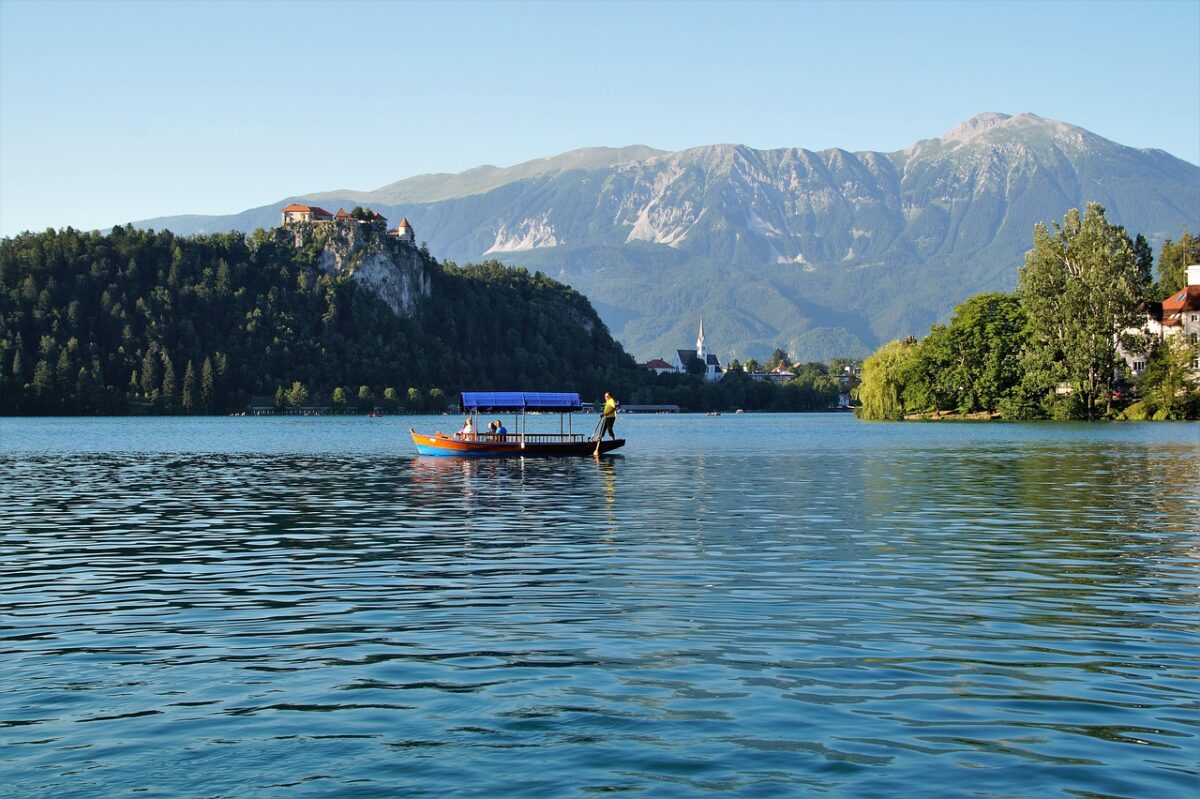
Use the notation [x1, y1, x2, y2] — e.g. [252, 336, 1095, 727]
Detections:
[2, 414, 1198, 797]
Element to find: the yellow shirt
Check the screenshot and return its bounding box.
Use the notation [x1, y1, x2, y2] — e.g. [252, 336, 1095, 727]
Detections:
[602, 397, 617, 418]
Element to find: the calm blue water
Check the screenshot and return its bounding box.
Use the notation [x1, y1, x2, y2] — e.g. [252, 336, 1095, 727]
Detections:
[2, 414, 1198, 798]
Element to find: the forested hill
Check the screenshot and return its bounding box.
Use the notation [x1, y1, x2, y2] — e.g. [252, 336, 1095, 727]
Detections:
[0, 225, 642, 415]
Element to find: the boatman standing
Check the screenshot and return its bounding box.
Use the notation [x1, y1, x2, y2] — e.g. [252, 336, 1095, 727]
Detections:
[598, 392, 619, 441]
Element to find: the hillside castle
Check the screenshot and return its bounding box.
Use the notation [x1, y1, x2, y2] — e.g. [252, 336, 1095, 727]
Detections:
[281, 204, 415, 244]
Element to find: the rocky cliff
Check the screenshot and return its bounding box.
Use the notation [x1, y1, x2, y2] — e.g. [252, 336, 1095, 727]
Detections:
[275, 223, 431, 317]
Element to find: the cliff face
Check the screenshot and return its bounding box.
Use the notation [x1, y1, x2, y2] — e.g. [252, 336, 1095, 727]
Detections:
[275, 223, 432, 317]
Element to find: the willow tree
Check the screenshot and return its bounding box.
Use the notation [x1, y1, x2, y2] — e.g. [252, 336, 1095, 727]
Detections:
[854, 338, 917, 420]
[1018, 204, 1144, 419]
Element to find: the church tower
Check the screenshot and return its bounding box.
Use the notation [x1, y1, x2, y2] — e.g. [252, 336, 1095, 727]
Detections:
[696, 317, 707, 361]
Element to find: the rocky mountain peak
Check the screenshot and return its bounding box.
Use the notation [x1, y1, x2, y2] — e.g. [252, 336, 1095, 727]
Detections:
[941, 112, 1015, 143]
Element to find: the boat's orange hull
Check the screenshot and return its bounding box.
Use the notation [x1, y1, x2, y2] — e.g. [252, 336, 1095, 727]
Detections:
[410, 429, 624, 457]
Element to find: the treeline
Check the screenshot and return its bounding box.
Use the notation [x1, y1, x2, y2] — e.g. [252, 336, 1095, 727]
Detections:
[628, 359, 845, 412]
[0, 223, 849, 416]
[0, 225, 640, 414]
[856, 205, 1200, 421]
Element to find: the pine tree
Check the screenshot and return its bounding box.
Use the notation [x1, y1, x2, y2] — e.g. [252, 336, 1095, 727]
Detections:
[140, 346, 160, 397]
[161, 353, 177, 412]
[182, 360, 196, 413]
[201, 356, 215, 412]
[1133, 234, 1154, 291]
[32, 359, 53, 397]
[1157, 231, 1199, 297]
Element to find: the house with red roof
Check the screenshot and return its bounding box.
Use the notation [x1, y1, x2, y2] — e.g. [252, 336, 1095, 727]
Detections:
[281, 203, 333, 225]
[640, 358, 675, 375]
[1119, 264, 1200, 379]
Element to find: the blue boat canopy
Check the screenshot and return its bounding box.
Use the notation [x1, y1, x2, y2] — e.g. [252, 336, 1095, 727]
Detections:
[460, 391, 583, 413]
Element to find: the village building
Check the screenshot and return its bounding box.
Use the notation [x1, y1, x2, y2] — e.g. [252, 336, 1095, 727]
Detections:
[672, 318, 722, 381]
[281, 203, 333, 224]
[639, 358, 675, 375]
[1118, 264, 1200, 379]
[767, 364, 796, 383]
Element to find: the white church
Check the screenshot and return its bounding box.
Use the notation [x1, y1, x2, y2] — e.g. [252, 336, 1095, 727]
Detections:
[672, 319, 723, 381]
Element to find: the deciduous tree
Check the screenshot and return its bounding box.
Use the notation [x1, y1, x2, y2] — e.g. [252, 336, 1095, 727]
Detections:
[855, 339, 918, 420]
[1018, 204, 1144, 419]
[285, 381, 309, 408]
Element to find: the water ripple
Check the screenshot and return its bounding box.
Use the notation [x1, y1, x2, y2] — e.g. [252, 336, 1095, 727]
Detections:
[2, 416, 1198, 797]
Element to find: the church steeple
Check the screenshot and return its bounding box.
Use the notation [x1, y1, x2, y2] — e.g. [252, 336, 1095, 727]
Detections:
[696, 317, 706, 360]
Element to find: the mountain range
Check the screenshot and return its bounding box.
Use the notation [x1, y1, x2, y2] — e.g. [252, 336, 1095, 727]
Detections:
[135, 113, 1200, 362]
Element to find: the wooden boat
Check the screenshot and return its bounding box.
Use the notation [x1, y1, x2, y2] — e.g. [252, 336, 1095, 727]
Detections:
[410, 391, 625, 457]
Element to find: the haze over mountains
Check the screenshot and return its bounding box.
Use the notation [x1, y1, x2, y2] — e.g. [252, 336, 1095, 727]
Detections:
[136, 113, 1200, 361]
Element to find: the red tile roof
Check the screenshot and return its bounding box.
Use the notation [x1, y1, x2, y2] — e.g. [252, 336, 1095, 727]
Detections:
[642, 358, 673, 369]
[1162, 285, 1200, 313]
[398, 217, 411, 228]
[282, 203, 332, 218]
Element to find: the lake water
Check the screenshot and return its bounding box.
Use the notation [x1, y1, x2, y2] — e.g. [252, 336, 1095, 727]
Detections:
[2, 414, 1198, 798]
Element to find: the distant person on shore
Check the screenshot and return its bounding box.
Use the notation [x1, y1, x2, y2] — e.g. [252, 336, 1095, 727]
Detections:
[598, 392, 619, 441]
[458, 417, 473, 439]
[494, 420, 507, 438]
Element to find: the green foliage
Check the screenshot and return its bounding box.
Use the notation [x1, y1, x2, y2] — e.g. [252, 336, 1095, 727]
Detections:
[1157, 230, 1199, 297]
[1120, 400, 1152, 421]
[766, 348, 791, 371]
[285, 381, 309, 408]
[1135, 336, 1200, 420]
[941, 293, 1029, 413]
[1018, 204, 1145, 419]
[1133, 234, 1154, 291]
[857, 206, 1198, 421]
[855, 339, 916, 420]
[0, 228, 645, 414]
[856, 293, 1029, 419]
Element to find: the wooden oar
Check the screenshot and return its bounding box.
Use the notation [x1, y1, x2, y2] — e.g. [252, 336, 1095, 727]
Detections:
[592, 415, 603, 457]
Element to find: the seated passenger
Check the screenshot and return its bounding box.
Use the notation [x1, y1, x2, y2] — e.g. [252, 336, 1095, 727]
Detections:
[457, 417, 473, 439]
[494, 420, 507, 439]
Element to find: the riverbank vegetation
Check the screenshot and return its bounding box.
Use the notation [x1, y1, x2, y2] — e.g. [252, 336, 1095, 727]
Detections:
[855, 205, 1200, 421]
[1, 226, 851, 415]
[0, 226, 639, 414]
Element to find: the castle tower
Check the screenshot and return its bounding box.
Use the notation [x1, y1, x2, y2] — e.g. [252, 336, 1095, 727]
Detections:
[396, 217, 415, 244]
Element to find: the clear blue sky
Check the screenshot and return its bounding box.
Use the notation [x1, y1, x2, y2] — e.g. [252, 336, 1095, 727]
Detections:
[1, 0, 1197, 236]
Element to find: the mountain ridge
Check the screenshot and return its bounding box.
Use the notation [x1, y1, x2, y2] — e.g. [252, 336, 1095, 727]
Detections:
[127, 113, 1200, 361]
